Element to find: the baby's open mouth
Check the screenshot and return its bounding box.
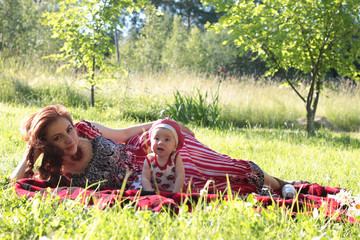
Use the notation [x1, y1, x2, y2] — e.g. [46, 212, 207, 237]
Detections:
[157, 147, 164, 152]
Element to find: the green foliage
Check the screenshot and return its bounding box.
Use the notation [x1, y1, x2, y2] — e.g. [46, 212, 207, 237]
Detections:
[122, 7, 172, 71]
[150, 0, 222, 28]
[0, 0, 266, 76]
[204, 0, 360, 135]
[199, 29, 237, 73]
[162, 16, 189, 69]
[185, 27, 206, 70]
[163, 89, 221, 127]
[40, 0, 147, 106]
[0, 0, 59, 56]
[161, 18, 238, 73]
[118, 9, 243, 74]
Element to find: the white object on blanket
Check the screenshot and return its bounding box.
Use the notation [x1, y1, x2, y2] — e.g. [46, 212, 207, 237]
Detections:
[282, 184, 296, 199]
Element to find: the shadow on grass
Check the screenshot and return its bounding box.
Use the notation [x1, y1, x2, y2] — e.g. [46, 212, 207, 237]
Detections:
[237, 127, 360, 149]
[317, 132, 360, 149]
[1, 78, 89, 107]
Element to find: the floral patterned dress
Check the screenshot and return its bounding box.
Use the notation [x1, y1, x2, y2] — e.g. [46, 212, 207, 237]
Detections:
[70, 121, 138, 189]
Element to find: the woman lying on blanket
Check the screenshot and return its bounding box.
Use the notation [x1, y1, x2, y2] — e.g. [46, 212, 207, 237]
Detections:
[11, 105, 307, 195]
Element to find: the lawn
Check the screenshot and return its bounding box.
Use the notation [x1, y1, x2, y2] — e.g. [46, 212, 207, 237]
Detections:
[1, 103, 360, 239]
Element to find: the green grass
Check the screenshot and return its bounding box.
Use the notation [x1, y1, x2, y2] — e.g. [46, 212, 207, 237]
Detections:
[1, 57, 360, 239]
[1, 56, 360, 131]
[1, 103, 360, 239]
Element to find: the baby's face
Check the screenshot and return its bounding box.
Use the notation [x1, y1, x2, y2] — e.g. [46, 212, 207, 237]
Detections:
[150, 128, 177, 158]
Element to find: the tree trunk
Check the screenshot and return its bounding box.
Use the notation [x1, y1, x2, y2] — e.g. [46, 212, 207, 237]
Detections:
[114, 22, 120, 66]
[306, 109, 315, 136]
[91, 56, 95, 107]
[91, 84, 95, 107]
[306, 73, 316, 136]
[187, 12, 191, 28]
[307, 78, 322, 136]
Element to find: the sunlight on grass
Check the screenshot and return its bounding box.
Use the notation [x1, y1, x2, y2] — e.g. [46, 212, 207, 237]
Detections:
[1, 57, 360, 130]
[1, 105, 360, 239]
[2, 103, 359, 191]
[1, 58, 360, 239]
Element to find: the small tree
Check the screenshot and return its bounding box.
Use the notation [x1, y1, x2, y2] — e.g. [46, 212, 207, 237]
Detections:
[204, 0, 360, 135]
[121, 6, 172, 71]
[162, 16, 189, 69]
[185, 27, 206, 70]
[41, 0, 145, 106]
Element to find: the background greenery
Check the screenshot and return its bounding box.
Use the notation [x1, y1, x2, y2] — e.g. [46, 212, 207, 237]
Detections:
[1, 56, 359, 131]
[1, 56, 360, 239]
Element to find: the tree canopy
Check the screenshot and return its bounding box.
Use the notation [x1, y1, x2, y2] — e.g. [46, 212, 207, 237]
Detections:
[204, 0, 360, 135]
[150, 0, 222, 28]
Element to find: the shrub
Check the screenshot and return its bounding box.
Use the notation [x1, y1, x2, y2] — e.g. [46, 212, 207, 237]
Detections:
[163, 89, 221, 127]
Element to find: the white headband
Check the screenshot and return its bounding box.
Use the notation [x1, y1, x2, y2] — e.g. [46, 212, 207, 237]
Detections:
[152, 123, 178, 145]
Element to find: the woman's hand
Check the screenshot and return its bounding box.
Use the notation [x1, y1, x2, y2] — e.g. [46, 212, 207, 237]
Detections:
[177, 122, 195, 137]
[140, 119, 195, 140]
[10, 147, 43, 180]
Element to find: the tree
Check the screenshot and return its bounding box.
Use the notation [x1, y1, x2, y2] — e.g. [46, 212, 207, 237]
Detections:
[41, 0, 145, 106]
[121, 7, 172, 71]
[204, 0, 360, 135]
[162, 16, 189, 69]
[150, 0, 222, 28]
[200, 29, 239, 73]
[185, 27, 206, 70]
[0, 0, 58, 56]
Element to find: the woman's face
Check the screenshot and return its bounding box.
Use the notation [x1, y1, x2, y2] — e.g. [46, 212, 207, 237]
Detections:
[45, 117, 79, 157]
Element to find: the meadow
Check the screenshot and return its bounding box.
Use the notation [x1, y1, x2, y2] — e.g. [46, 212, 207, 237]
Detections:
[1, 57, 360, 239]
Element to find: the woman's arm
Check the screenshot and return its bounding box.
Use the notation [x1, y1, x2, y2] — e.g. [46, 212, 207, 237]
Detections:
[89, 121, 154, 143]
[10, 148, 42, 180]
[172, 155, 185, 193]
[178, 123, 195, 137]
[10, 157, 28, 180]
[263, 171, 309, 189]
[141, 158, 154, 191]
[90, 120, 194, 143]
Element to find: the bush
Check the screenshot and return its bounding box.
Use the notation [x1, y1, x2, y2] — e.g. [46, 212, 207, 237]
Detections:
[163, 89, 221, 127]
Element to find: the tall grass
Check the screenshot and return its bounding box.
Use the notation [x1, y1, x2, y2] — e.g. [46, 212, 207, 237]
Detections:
[164, 89, 221, 127]
[1, 57, 359, 131]
[324, 81, 360, 131]
[2, 189, 358, 239]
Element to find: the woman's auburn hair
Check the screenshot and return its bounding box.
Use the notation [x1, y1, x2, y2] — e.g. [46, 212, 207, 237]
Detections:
[21, 105, 75, 184]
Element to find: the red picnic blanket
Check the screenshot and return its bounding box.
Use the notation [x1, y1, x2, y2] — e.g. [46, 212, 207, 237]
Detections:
[13, 179, 357, 223]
